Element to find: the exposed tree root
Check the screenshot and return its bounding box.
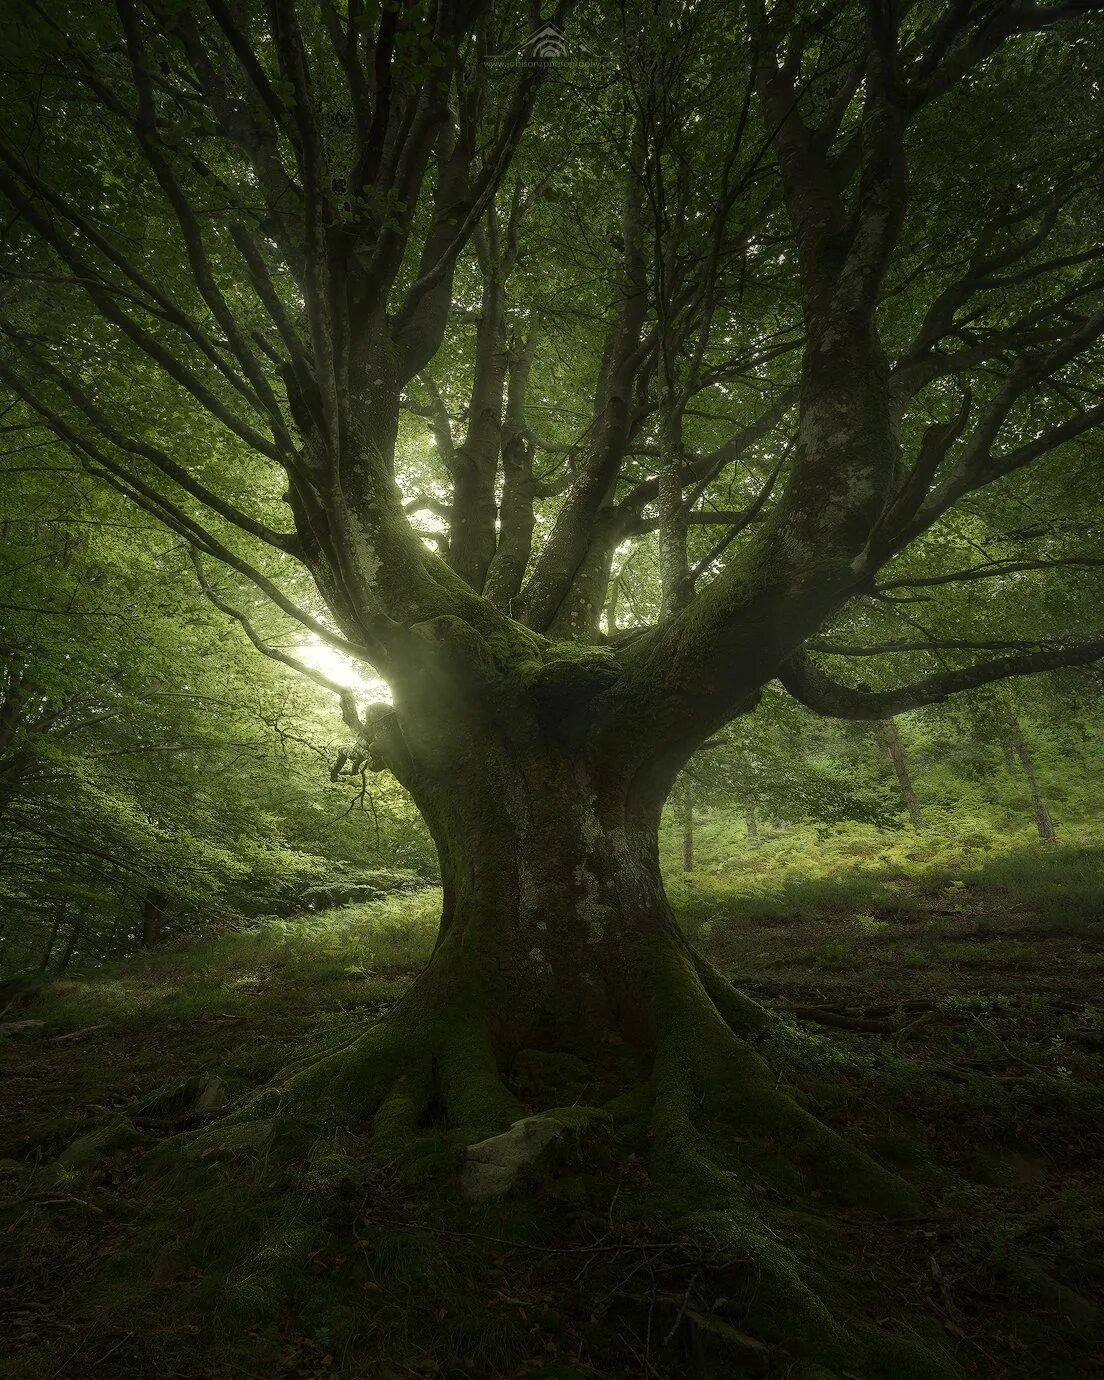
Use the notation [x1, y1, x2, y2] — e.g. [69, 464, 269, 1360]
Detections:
[92, 947, 964, 1377]
[645, 949, 958, 1378]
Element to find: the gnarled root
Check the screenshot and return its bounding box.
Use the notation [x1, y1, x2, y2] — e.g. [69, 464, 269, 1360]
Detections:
[133, 972, 529, 1322]
[642, 946, 957, 1379]
[110, 950, 958, 1376]
[166, 965, 523, 1156]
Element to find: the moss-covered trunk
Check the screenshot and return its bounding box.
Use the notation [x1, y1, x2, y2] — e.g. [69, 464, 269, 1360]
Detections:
[408, 725, 684, 1063]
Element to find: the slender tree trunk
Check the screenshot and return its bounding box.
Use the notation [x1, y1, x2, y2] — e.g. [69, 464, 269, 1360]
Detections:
[880, 718, 924, 830]
[604, 574, 621, 640]
[1004, 713, 1055, 842]
[680, 785, 694, 873]
[746, 809, 758, 844]
[39, 901, 67, 971]
[447, 269, 507, 593]
[484, 330, 537, 612]
[108, 909, 129, 956]
[141, 887, 166, 948]
[57, 909, 84, 972]
[657, 399, 689, 618]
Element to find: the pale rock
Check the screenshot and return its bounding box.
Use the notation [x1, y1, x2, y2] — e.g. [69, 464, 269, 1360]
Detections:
[462, 1116, 564, 1201]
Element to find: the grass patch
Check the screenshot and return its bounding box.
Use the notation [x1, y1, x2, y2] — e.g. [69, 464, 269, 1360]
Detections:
[666, 822, 1104, 1010]
[21, 888, 442, 1035]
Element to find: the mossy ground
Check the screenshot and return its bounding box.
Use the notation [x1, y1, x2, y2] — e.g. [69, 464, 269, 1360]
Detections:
[2, 832, 1101, 1379]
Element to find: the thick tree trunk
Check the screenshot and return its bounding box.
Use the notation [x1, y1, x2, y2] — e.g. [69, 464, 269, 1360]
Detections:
[345, 681, 785, 1083]
[341, 706, 902, 1190]
[191, 712, 941, 1379]
[316, 719, 913, 1218]
[410, 736, 685, 1059]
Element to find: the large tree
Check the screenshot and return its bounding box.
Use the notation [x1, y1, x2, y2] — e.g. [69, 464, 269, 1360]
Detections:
[2, 1, 1103, 1369]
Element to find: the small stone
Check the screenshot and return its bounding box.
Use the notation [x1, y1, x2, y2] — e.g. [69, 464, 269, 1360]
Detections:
[197, 1117, 275, 1159]
[56, 1117, 145, 1169]
[192, 1074, 228, 1115]
[461, 1116, 564, 1202]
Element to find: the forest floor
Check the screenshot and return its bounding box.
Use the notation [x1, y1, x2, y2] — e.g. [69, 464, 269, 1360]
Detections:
[1, 833, 1102, 1380]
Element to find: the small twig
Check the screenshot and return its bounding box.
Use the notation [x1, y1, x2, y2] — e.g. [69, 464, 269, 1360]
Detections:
[50, 1025, 108, 1042]
[892, 1009, 937, 1042]
[19, 1195, 104, 1213]
[661, 1270, 698, 1347]
[91, 1332, 134, 1367]
[969, 1011, 1062, 1081]
[359, 1217, 703, 1256]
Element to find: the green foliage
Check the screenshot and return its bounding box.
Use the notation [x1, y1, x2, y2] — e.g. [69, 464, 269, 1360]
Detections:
[0, 454, 433, 977]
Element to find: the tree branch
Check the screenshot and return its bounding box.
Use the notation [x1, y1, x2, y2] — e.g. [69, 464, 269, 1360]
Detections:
[778, 642, 1104, 719]
[188, 547, 363, 734]
[875, 555, 1104, 593]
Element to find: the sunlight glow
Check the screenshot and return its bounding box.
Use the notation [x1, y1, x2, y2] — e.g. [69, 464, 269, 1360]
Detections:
[295, 639, 392, 705]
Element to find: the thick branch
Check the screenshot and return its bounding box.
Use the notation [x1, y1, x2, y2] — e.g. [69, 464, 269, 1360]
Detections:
[778, 643, 1104, 719]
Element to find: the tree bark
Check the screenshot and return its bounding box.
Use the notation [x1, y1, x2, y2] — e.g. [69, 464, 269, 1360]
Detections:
[746, 808, 758, 844]
[880, 718, 924, 830]
[1004, 713, 1055, 842]
[406, 730, 685, 1057]
[679, 783, 694, 873]
[141, 887, 167, 948]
